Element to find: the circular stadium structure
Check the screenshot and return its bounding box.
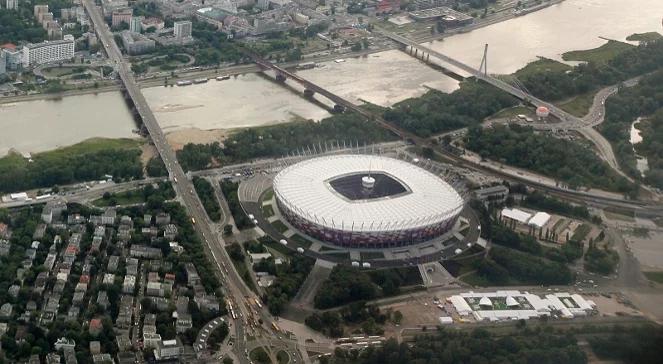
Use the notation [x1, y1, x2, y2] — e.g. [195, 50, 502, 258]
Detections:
[273, 155, 465, 248]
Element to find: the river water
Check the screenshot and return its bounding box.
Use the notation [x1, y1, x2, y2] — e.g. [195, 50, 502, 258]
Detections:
[3, 0, 663, 155]
[0, 92, 136, 157]
[426, 0, 663, 74]
[630, 118, 650, 176]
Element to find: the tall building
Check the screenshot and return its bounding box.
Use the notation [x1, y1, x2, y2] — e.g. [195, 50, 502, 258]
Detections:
[173, 20, 192, 39]
[0, 51, 6, 75]
[111, 8, 133, 27]
[5, 0, 18, 10]
[22, 35, 75, 67]
[129, 16, 143, 33]
[120, 30, 155, 55]
[33, 4, 48, 18]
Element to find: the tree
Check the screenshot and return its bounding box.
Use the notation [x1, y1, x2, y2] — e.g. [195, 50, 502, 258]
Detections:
[392, 310, 403, 325]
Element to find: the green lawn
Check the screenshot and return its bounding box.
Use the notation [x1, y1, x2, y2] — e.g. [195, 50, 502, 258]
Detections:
[644, 271, 663, 284]
[271, 220, 289, 234]
[490, 105, 534, 119]
[290, 234, 312, 248]
[562, 40, 634, 64]
[361, 251, 384, 260]
[626, 32, 662, 43]
[276, 350, 290, 364]
[514, 58, 571, 78]
[262, 204, 275, 218]
[262, 188, 274, 201]
[249, 347, 271, 364]
[460, 271, 490, 287]
[571, 223, 592, 242]
[558, 91, 596, 117]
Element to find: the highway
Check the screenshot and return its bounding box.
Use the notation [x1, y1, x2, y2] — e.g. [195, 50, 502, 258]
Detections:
[81, 1, 294, 362]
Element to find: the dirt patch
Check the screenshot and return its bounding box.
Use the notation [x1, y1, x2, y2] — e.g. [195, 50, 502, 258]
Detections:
[165, 127, 229, 150]
[140, 144, 157, 166]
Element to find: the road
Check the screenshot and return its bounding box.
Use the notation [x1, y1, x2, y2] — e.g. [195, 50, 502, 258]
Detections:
[81, 1, 294, 362]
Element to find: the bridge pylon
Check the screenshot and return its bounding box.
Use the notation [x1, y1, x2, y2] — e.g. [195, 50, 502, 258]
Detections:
[478, 44, 488, 77]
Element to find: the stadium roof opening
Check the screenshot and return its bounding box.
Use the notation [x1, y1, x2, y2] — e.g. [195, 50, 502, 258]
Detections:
[328, 172, 409, 201]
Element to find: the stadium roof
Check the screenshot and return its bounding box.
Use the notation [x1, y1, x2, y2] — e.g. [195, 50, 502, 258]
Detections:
[273, 155, 464, 232]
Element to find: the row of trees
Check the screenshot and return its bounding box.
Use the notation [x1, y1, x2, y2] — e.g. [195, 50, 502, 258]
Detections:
[306, 301, 390, 338]
[193, 177, 222, 222]
[519, 38, 663, 102]
[176, 113, 397, 171]
[601, 69, 663, 187]
[219, 180, 254, 229]
[313, 266, 418, 309]
[0, 141, 143, 193]
[475, 245, 575, 286]
[383, 81, 518, 137]
[325, 327, 587, 364]
[464, 124, 634, 193]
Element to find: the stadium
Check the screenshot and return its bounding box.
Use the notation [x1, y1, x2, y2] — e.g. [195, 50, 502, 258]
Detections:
[272, 154, 465, 249]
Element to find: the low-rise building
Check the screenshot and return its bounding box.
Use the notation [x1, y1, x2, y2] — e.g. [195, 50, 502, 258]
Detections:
[130, 244, 163, 259]
[154, 339, 183, 361]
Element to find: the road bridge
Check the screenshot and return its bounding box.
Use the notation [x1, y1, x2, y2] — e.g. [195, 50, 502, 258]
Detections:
[378, 29, 630, 177]
[81, 1, 296, 362]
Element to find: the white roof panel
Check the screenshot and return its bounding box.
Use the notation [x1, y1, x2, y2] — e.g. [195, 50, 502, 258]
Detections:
[501, 208, 531, 223]
[528, 212, 551, 228]
[273, 155, 464, 232]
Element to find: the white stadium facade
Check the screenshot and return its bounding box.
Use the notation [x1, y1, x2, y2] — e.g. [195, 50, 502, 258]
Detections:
[273, 155, 465, 249]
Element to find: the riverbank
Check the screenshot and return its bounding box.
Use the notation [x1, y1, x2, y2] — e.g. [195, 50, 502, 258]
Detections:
[0, 0, 565, 105]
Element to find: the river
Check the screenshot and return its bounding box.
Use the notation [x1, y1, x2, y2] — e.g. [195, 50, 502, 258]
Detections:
[4, 0, 663, 154]
[630, 118, 650, 177]
[0, 92, 136, 157]
[425, 0, 663, 74]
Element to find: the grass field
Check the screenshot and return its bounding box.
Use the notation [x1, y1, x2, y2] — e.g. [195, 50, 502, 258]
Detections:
[262, 204, 275, 218]
[514, 58, 571, 78]
[276, 350, 290, 364]
[361, 251, 385, 260]
[644, 271, 663, 284]
[490, 105, 534, 119]
[558, 91, 596, 117]
[249, 347, 270, 364]
[262, 188, 274, 201]
[271, 220, 289, 234]
[562, 40, 634, 64]
[626, 32, 662, 43]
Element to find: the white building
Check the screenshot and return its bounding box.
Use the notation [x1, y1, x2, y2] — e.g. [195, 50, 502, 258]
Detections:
[448, 290, 596, 322]
[22, 36, 75, 67]
[154, 339, 182, 360]
[174, 20, 192, 39]
[5, 0, 18, 10]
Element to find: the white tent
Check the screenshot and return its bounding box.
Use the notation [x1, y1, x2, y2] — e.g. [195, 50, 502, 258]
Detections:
[506, 296, 519, 307]
[479, 296, 492, 307]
